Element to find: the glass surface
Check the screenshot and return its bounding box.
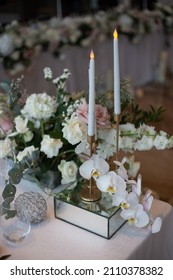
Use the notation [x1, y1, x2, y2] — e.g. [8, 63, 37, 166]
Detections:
[56, 185, 119, 218]
[0, 197, 31, 244]
[55, 185, 126, 239]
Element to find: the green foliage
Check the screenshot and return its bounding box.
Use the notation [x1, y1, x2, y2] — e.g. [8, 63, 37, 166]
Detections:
[121, 103, 166, 126]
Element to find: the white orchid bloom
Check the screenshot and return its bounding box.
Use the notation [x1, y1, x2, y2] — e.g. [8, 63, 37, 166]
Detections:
[75, 140, 90, 156]
[114, 157, 136, 186]
[120, 204, 150, 228]
[113, 191, 139, 209]
[79, 154, 109, 180]
[96, 171, 126, 195]
[151, 217, 162, 233]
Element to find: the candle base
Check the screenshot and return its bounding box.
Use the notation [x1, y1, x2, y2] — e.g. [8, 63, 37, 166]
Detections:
[80, 179, 101, 202]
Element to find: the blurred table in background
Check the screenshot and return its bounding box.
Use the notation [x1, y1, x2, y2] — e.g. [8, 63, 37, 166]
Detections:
[0, 32, 173, 94]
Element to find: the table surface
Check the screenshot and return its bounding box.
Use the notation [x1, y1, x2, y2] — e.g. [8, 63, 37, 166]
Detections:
[0, 177, 172, 260]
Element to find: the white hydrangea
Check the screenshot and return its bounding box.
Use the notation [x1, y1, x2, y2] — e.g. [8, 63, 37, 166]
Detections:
[120, 123, 137, 136]
[134, 135, 154, 151]
[21, 93, 57, 122]
[137, 124, 156, 136]
[119, 136, 135, 152]
[153, 134, 169, 150]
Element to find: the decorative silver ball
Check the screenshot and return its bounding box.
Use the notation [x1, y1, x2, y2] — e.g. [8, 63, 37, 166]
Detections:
[14, 192, 47, 223]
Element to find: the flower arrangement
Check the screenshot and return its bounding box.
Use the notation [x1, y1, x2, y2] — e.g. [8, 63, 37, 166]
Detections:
[0, 67, 173, 232]
[0, 2, 173, 75]
[78, 155, 162, 233]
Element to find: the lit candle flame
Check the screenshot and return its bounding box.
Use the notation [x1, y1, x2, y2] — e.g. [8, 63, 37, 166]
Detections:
[90, 50, 94, 59]
[113, 29, 118, 39]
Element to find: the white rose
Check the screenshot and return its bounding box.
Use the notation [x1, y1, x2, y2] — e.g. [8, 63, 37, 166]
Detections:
[17, 145, 38, 161]
[14, 116, 29, 134]
[62, 117, 87, 145]
[0, 138, 13, 158]
[40, 135, 63, 158]
[58, 160, 78, 184]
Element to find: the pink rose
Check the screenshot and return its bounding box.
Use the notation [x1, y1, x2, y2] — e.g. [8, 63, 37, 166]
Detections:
[0, 115, 14, 137]
[76, 100, 88, 123]
[76, 100, 111, 128]
[95, 104, 111, 128]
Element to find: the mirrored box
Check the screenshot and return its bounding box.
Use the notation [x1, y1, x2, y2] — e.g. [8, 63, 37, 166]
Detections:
[54, 186, 126, 239]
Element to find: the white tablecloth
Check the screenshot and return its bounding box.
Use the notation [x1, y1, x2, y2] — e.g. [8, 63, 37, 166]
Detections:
[0, 176, 172, 260]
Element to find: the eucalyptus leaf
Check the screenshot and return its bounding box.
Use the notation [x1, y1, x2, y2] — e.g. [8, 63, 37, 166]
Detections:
[8, 167, 23, 184]
[2, 183, 16, 200]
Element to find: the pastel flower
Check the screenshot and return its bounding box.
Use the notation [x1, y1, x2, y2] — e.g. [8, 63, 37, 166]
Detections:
[14, 116, 29, 134]
[21, 93, 57, 122]
[76, 100, 111, 128]
[0, 115, 14, 137]
[153, 134, 169, 150]
[120, 204, 150, 228]
[0, 138, 14, 159]
[79, 154, 109, 180]
[58, 160, 78, 185]
[96, 171, 126, 195]
[62, 117, 87, 145]
[40, 135, 63, 158]
[134, 135, 154, 151]
[17, 145, 38, 161]
[113, 191, 139, 209]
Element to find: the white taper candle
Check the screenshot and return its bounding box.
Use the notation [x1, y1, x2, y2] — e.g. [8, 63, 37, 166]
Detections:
[88, 50, 95, 136]
[113, 29, 121, 115]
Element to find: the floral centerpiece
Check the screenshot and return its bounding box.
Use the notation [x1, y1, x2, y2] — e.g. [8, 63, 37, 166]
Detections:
[0, 67, 173, 232]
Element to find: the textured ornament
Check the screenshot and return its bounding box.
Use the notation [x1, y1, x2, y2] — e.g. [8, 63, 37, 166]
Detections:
[14, 192, 47, 223]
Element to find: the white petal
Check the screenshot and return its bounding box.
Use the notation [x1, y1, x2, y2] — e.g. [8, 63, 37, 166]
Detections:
[96, 174, 111, 192]
[151, 217, 162, 233]
[93, 155, 109, 175]
[120, 209, 134, 220]
[136, 174, 142, 196]
[79, 159, 94, 179]
[111, 173, 126, 192]
[135, 210, 149, 228]
[143, 195, 153, 212]
[127, 192, 139, 207]
[112, 191, 128, 207]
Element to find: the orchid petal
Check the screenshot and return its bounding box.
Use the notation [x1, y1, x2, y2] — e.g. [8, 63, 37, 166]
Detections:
[96, 174, 112, 192]
[92, 154, 109, 175]
[112, 191, 128, 207]
[143, 195, 153, 212]
[79, 159, 94, 179]
[135, 210, 149, 228]
[151, 217, 162, 233]
[126, 192, 139, 208]
[120, 209, 135, 220]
